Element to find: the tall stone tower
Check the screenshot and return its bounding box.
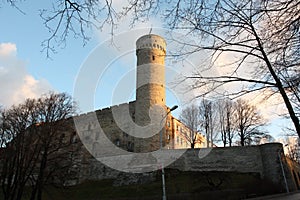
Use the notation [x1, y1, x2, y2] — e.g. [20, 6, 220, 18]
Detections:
[135, 34, 167, 152]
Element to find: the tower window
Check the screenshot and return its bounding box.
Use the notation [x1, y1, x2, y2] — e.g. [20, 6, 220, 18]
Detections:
[152, 55, 155, 60]
[115, 139, 120, 146]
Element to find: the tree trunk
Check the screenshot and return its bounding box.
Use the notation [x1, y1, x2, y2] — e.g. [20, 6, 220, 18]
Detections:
[228, 130, 233, 147]
[205, 124, 209, 148]
[252, 25, 300, 137]
[240, 130, 245, 146]
[30, 150, 47, 200]
[210, 126, 213, 147]
[222, 130, 226, 147]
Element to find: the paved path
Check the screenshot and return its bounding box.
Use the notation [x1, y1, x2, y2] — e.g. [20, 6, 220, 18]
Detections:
[247, 192, 300, 200]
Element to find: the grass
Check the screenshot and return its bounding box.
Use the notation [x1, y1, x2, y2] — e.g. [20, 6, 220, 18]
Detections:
[0, 170, 283, 200]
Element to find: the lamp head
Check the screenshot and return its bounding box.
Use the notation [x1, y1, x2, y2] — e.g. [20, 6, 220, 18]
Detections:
[170, 105, 178, 112]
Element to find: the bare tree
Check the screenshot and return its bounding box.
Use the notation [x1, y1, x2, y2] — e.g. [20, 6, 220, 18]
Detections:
[258, 134, 275, 145]
[218, 99, 236, 147]
[199, 99, 218, 147]
[179, 104, 202, 148]
[38, 0, 121, 57]
[286, 144, 300, 163]
[201, 99, 210, 147]
[116, 0, 300, 138]
[0, 99, 41, 200]
[3, 0, 119, 57]
[4, 0, 299, 135]
[174, 0, 299, 138]
[0, 92, 78, 200]
[280, 135, 300, 163]
[233, 99, 267, 146]
[28, 93, 77, 200]
[0, 107, 6, 148]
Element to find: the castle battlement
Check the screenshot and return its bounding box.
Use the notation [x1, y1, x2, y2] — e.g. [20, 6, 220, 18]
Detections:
[136, 34, 166, 53]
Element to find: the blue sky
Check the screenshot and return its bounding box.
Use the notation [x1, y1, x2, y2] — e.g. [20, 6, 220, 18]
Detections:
[0, 1, 96, 97]
[0, 1, 293, 140]
[0, 1, 182, 114]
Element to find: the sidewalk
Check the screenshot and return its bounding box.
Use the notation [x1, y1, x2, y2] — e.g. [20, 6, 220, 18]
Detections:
[247, 191, 300, 200]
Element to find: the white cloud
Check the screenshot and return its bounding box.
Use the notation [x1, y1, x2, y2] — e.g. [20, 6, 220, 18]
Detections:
[210, 49, 288, 121]
[0, 43, 52, 108]
[0, 43, 17, 57]
[243, 90, 287, 121]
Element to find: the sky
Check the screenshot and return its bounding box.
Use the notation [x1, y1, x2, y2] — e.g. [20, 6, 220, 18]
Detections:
[0, 1, 293, 141]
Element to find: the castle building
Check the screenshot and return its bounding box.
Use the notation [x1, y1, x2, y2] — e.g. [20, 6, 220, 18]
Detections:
[4, 35, 300, 194]
[74, 34, 206, 154]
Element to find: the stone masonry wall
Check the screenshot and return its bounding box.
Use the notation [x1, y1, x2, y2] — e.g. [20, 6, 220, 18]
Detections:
[76, 142, 298, 191]
[71, 102, 298, 191]
[169, 146, 263, 173]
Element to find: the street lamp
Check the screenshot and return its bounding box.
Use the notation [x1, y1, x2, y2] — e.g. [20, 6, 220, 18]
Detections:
[160, 105, 178, 200]
[279, 144, 289, 193]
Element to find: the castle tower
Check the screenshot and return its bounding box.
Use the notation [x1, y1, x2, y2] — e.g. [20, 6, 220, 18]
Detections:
[135, 34, 167, 152]
[135, 34, 166, 125]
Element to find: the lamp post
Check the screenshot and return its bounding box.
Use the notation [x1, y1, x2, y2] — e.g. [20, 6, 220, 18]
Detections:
[278, 144, 289, 193]
[160, 105, 178, 200]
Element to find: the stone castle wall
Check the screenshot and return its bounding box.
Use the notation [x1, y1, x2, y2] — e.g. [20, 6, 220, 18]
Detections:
[170, 143, 300, 192]
[73, 101, 137, 154]
[65, 110, 300, 193]
[67, 34, 300, 191]
[71, 102, 298, 191]
[73, 142, 300, 192]
[169, 144, 283, 185]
